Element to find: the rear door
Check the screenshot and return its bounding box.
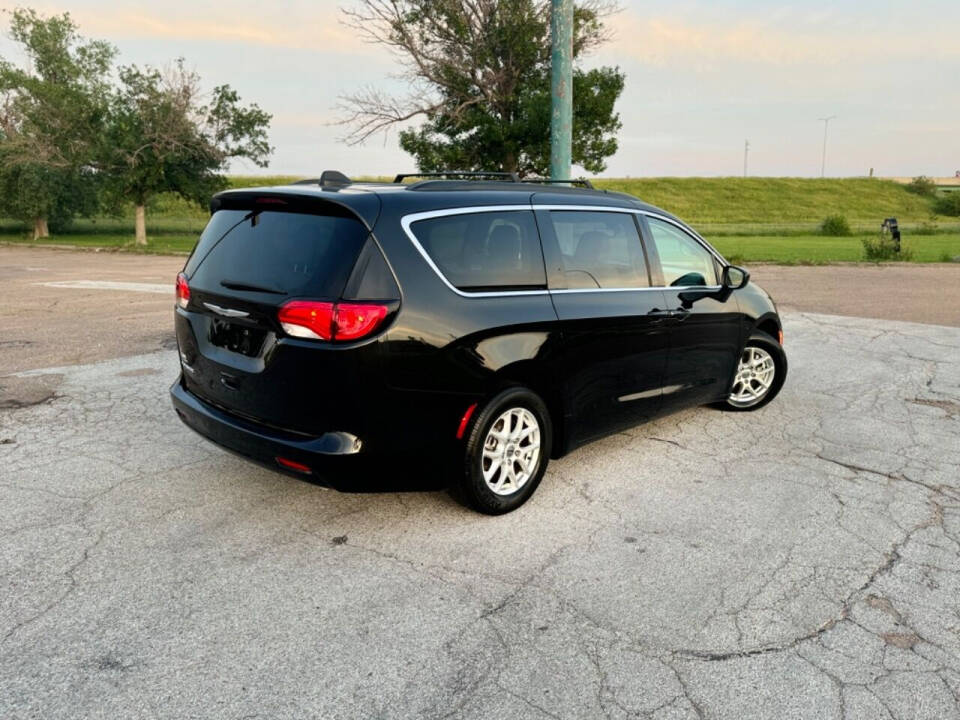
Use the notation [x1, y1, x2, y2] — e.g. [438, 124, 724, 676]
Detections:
[538, 208, 669, 447]
[176, 200, 393, 435]
[640, 215, 742, 409]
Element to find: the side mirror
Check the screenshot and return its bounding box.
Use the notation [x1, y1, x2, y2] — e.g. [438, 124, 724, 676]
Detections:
[722, 265, 750, 290]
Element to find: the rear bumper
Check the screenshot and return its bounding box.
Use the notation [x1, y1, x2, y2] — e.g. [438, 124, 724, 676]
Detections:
[170, 378, 362, 480]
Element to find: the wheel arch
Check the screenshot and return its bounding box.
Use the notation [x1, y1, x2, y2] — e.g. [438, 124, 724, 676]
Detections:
[754, 314, 782, 343]
[485, 360, 566, 459]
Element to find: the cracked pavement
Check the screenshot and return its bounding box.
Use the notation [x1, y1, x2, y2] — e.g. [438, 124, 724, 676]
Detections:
[1, 311, 959, 719]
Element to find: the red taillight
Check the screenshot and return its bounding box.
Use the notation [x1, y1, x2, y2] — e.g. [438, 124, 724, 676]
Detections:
[278, 300, 388, 342]
[176, 272, 190, 309]
[332, 303, 389, 341]
[276, 456, 311, 474]
[278, 301, 335, 340]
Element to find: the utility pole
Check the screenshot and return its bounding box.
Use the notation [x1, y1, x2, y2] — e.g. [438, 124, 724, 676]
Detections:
[550, 0, 573, 181]
[818, 116, 836, 178]
[743, 139, 749, 177]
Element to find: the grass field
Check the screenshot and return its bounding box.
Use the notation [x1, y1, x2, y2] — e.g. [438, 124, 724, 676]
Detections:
[2, 176, 959, 263]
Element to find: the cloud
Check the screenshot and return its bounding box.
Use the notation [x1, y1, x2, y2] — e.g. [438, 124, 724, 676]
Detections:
[601, 11, 959, 68]
[28, 4, 391, 57]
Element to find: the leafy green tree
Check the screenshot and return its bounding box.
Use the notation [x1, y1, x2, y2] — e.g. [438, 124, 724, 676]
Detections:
[0, 8, 114, 238]
[339, 0, 624, 177]
[103, 60, 273, 244]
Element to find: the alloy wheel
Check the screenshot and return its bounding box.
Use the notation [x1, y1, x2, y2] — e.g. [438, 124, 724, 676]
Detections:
[481, 407, 541, 496]
[728, 346, 776, 408]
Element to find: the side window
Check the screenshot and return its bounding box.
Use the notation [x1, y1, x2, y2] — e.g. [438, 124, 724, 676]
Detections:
[548, 211, 649, 289]
[646, 218, 718, 287]
[410, 210, 546, 291]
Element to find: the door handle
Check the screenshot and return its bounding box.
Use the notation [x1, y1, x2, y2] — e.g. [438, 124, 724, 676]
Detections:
[646, 308, 672, 325]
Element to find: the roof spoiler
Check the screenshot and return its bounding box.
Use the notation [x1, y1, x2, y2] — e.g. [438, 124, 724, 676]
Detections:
[290, 170, 352, 188]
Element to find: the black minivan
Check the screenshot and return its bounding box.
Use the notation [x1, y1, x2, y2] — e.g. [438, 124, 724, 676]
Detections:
[171, 172, 787, 514]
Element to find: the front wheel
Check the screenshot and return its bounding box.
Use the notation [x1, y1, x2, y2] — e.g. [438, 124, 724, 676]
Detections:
[725, 331, 787, 410]
[454, 387, 552, 515]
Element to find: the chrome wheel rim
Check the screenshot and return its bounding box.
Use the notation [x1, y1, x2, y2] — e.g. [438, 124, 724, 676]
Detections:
[728, 346, 776, 408]
[481, 407, 541, 496]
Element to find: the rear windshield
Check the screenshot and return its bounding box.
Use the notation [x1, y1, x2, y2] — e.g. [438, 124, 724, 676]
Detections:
[186, 209, 369, 298]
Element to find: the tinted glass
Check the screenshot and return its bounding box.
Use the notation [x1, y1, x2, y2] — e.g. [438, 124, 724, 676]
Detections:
[411, 211, 545, 290]
[647, 218, 718, 287]
[549, 211, 649, 289]
[184, 210, 248, 276]
[189, 210, 370, 297]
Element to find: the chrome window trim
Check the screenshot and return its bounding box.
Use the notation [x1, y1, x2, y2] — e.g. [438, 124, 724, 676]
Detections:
[400, 204, 728, 298]
[550, 286, 664, 294]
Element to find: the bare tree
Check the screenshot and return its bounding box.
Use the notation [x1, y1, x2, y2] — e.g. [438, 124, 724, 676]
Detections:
[337, 0, 621, 175]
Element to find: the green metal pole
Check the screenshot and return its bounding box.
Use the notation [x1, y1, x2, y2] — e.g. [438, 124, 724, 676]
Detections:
[550, 0, 573, 181]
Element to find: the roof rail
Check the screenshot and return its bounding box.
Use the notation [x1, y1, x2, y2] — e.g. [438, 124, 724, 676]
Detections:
[520, 177, 594, 189]
[394, 171, 520, 183]
[290, 170, 352, 188]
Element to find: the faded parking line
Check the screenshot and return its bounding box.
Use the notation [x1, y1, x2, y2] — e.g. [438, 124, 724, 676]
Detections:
[39, 280, 170, 294]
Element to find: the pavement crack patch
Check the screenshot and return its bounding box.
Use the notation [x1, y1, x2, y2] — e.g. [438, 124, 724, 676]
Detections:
[645, 436, 684, 448]
[815, 453, 960, 503]
[673, 501, 944, 664]
[2, 529, 105, 644]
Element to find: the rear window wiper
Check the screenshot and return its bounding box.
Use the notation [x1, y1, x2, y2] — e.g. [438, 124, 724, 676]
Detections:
[220, 280, 287, 295]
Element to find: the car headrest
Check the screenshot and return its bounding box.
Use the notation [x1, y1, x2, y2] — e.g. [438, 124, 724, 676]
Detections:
[574, 231, 609, 266]
[488, 224, 521, 264]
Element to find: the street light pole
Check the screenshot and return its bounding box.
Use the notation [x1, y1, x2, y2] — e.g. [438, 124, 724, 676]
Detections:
[550, 0, 573, 181]
[743, 139, 749, 178]
[818, 116, 836, 178]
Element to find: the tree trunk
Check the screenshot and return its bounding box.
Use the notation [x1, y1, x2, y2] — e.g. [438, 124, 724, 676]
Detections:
[503, 150, 518, 176]
[33, 217, 49, 240]
[134, 204, 147, 246]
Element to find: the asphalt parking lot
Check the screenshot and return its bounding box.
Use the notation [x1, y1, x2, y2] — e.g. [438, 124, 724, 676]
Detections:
[2, 248, 960, 719]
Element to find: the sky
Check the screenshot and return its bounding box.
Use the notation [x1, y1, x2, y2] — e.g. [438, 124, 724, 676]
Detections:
[1, 0, 958, 178]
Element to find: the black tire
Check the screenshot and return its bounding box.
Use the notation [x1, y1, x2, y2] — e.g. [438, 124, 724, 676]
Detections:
[721, 330, 788, 411]
[453, 387, 552, 515]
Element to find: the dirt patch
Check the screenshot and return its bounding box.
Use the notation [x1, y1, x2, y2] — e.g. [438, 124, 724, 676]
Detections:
[865, 594, 902, 621]
[116, 368, 161, 378]
[909, 397, 960, 418]
[159, 334, 179, 351]
[882, 632, 921, 649]
[0, 374, 63, 410]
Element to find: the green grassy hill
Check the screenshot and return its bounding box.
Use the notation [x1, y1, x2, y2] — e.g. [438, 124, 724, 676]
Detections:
[593, 177, 937, 232]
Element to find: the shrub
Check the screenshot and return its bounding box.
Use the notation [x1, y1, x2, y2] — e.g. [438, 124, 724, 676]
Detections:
[862, 235, 913, 261]
[933, 192, 960, 217]
[905, 175, 937, 197]
[820, 214, 852, 236]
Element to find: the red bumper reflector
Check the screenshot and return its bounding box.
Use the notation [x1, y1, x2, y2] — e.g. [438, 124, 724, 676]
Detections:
[456, 403, 478, 439]
[276, 456, 312, 474]
[778, 329, 784, 345]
